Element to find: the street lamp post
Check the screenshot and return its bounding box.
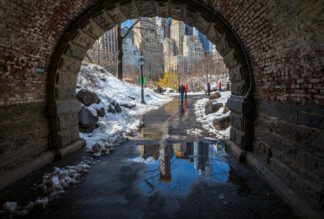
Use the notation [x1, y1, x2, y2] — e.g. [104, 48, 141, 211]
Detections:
[139, 51, 145, 104]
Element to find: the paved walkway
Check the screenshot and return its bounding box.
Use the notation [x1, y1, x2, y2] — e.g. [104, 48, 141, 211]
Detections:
[1, 95, 296, 218]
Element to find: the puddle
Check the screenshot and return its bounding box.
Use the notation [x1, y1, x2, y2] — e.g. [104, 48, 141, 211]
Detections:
[132, 140, 230, 195]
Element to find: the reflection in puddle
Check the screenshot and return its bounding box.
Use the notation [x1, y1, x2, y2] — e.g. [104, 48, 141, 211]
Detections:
[134, 140, 230, 195]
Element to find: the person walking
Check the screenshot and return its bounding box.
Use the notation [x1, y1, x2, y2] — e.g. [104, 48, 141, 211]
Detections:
[218, 81, 222, 92]
[179, 84, 186, 104]
[184, 83, 189, 98]
[207, 82, 211, 97]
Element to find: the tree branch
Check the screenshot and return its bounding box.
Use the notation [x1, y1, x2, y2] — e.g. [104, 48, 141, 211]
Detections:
[121, 19, 141, 39]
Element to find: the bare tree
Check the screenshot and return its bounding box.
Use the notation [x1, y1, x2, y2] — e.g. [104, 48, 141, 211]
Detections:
[117, 19, 141, 80]
[116, 18, 164, 80]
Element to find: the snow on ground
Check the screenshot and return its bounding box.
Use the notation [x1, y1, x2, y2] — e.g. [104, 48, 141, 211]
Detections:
[1, 161, 94, 217]
[40, 161, 91, 196]
[1, 63, 173, 217]
[186, 128, 202, 136]
[194, 91, 231, 139]
[77, 63, 173, 154]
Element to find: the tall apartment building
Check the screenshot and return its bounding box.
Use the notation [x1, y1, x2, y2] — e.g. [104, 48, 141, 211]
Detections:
[185, 24, 193, 36]
[161, 18, 172, 39]
[164, 20, 204, 73]
[170, 20, 185, 55]
[99, 25, 118, 53]
[183, 35, 204, 72]
[134, 18, 164, 80]
[121, 28, 134, 43]
[198, 31, 210, 52]
[87, 25, 118, 72]
[163, 38, 176, 72]
[134, 18, 161, 49]
[123, 38, 141, 67]
[167, 55, 187, 74]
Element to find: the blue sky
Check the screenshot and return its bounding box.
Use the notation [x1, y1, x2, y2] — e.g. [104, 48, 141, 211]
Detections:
[121, 19, 134, 28]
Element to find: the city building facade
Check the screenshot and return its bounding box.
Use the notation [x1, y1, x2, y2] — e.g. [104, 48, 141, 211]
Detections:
[170, 20, 185, 55]
[134, 18, 164, 80]
[183, 35, 204, 72]
[164, 21, 204, 73]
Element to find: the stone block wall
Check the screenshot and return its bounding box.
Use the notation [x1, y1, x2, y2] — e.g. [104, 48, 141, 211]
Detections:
[253, 99, 324, 209]
[0, 102, 49, 177]
[0, 0, 323, 212]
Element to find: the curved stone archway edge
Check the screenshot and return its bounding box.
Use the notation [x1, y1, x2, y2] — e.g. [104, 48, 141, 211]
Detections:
[48, 0, 253, 157]
[1, 0, 324, 217]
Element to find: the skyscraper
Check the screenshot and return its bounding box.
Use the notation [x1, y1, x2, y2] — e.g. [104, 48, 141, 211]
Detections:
[183, 35, 204, 72]
[185, 24, 193, 36]
[198, 31, 210, 52]
[161, 18, 172, 39]
[121, 28, 134, 44]
[163, 38, 176, 71]
[164, 21, 204, 73]
[170, 21, 185, 55]
[134, 18, 164, 80]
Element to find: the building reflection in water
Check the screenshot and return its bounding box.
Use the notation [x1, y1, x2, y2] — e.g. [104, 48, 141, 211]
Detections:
[159, 144, 173, 183]
[138, 144, 160, 160]
[173, 142, 194, 162]
[194, 141, 210, 175]
[137, 140, 229, 194]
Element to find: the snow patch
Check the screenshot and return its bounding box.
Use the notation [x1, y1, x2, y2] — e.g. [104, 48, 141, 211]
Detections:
[77, 63, 173, 156]
[186, 128, 202, 136]
[41, 161, 91, 196]
[2, 161, 92, 217]
[194, 91, 231, 139]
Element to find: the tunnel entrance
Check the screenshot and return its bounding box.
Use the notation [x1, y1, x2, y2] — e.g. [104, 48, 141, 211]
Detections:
[2, 0, 323, 217]
[48, 0, 253, 157]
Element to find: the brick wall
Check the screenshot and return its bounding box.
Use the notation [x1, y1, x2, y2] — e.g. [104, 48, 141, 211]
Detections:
[208, 0, 324, 105]
[1, 1, 323, 105]
[0, 0, 96, 105]
[0, 0, 323, 211]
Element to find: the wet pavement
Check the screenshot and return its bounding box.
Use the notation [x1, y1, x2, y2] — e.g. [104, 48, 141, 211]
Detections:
[0, 95, 297, 218]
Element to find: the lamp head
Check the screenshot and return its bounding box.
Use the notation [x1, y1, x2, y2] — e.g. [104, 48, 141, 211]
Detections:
[139, 57, 144, 66]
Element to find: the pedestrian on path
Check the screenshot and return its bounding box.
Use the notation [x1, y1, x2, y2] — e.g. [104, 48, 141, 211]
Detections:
[218, 81, 222, 92]
[179, 84, 186, 104]
[207, 82, 211, 97]
[184, 83, 189, 98]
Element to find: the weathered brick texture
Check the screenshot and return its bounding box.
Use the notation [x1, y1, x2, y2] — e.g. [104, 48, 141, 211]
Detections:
[0, 0, 323, 212]
[1, 0, 323, 106]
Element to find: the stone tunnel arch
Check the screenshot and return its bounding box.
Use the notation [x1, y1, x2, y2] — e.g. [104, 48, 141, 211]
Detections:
[1, 0, 324, 216]
[48, 0, 253, 155]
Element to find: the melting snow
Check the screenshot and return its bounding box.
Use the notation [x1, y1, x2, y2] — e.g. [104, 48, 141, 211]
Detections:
[41, 161, 91, 196]
[194, 91, 231, 139]
[77, 63, 173, 156]
[2, 63, 173, 217]
[2, 161, 93, 217]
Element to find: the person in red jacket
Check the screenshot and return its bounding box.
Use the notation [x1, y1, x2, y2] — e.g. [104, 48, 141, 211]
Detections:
[184, 83, 189, 98]
[218, 81, 222, 92]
